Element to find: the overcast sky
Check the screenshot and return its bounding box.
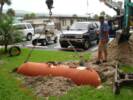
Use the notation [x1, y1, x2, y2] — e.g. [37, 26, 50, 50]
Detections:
[4, 0, 123, 16]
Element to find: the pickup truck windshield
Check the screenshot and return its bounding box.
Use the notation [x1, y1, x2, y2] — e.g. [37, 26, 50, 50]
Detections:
[70, 23, 89, 30]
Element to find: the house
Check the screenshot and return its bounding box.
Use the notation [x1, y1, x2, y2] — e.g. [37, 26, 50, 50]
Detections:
[23, 14, 93, 30]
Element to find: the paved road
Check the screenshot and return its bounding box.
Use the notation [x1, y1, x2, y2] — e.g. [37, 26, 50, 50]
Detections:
[0, 33, 98, 52]
[19, 39, 98, 53]
[7, 32, 97, 52]
[0, 35, 114, 53]
[21, 37, 113, 52]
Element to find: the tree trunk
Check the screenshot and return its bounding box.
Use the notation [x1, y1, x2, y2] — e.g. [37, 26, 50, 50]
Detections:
[0, 4, 4, 15]
[4, 33, 8, 53]
[4, 44, 8, 53]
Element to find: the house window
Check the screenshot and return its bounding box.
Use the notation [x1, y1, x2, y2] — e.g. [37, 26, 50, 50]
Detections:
[71, 19, 73, 25]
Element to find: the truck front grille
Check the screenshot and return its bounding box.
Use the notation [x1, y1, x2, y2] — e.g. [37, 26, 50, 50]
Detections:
[65, 35, 75, 38]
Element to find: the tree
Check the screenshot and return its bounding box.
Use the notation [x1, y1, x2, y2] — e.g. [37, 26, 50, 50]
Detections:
[93, 14, 99, 20]
[105, 14, 111, 19]
[24, 14, 30, 19]
[0, 14, 23, 53]
[24, 13, 36, 19]
[72, 14, 78, 18]
[30, 13, 36, 19]
[100, 11, 106, 16]
[6, 8, 15, 16]
[0, 0, 11, 14]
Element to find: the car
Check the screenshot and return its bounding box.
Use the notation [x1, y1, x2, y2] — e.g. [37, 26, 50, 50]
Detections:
[32, 22, 58, 46]
[13, 23, 34, 41]
[59, 22, 99, 50]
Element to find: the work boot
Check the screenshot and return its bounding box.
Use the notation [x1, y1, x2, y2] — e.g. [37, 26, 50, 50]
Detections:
[94, 60, 101, 65]
[103, 60, 107, 63]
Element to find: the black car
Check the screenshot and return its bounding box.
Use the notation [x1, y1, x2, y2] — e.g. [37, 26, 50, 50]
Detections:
[59, 22, 99, 50]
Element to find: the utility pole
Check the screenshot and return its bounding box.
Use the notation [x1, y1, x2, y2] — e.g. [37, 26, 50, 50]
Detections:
[86, 0, 89, 15]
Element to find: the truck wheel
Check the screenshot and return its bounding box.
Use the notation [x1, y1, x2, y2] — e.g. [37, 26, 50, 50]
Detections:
[27, 34, 32, 41]
[54, 37, 58, 43]
[41, 39, 47, 46]
[83, 40, 90, 50]
[32, 39, 38, 46]
[60, 43, 68, 48]
[9, 46, 21, 56]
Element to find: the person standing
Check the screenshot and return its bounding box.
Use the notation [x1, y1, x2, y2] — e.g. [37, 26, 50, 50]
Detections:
[95, 16, 109, 64]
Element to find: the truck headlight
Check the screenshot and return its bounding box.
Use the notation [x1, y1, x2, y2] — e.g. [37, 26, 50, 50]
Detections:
[60, 34, 65, 38]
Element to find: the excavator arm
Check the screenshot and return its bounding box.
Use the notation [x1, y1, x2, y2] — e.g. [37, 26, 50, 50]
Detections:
[100, 0, 133, 43]
[99, 0, 123, 15]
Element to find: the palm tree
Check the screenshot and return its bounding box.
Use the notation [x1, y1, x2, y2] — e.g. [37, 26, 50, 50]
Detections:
[6, 8, 15, 16]
[0, 14, 23, 52]
[0, 0, 11, 14]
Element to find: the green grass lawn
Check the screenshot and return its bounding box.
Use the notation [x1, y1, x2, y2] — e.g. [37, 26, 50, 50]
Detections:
[0, 48, 91, 100]
[120, 65, 133, 73]
[0, 48, 133, 100]
[49, 86, 133, 100]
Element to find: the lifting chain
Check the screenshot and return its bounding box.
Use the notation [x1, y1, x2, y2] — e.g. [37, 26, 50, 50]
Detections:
[46, 0, 53, 17]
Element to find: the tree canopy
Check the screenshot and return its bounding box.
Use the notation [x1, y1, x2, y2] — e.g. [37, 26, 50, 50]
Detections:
[0, 0, 11, 14]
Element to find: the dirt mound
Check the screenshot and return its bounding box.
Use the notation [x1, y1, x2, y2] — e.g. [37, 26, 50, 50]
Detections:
[108, 34, 133, 66]
[22, 76, 76, 97]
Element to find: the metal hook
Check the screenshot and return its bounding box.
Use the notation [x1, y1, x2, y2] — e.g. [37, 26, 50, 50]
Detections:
[49, 10, 52, 16]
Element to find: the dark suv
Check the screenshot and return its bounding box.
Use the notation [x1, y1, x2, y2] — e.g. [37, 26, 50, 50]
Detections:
[59, 22, 99, 50]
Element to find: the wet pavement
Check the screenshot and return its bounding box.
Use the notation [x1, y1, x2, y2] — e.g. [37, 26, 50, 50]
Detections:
[0, 35, 114, 53]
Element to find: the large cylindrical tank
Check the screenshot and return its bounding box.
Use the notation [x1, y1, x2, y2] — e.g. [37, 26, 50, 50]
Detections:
[17, 62, 101, 87]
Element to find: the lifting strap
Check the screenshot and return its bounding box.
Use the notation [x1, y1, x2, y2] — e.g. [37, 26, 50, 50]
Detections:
[24, 0, 53, 63]
[24, 26, 46, 63]
[24, 0, 85, 66]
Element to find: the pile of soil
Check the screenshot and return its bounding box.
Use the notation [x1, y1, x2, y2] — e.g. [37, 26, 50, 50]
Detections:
[85, 61, 116, 85]
[86, 34, 133, 85]
[108, 34, 133, 66]
[22, 76, 76, 97]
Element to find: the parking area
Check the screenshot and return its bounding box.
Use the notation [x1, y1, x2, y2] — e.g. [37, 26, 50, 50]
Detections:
[0, 32, 115, 53]
[9, 32, 98, 52]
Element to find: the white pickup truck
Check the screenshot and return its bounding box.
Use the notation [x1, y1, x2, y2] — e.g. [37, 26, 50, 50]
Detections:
[13, 23, 34, 41]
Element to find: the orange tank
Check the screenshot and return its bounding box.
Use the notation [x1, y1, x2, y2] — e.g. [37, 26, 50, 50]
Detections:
[73, 69, 101, 87]
[17, 62, 50, 76]
[50, 67, 72, 77]
[17, 62, 101, 87]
